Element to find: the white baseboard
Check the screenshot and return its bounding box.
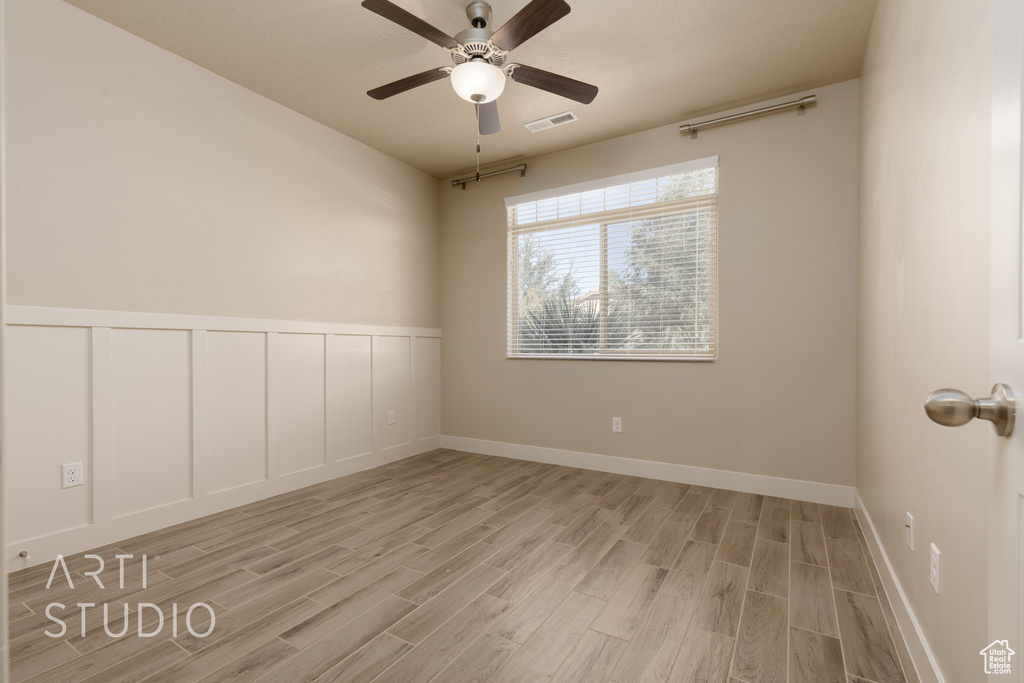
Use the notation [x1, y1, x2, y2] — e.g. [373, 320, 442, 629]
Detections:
[440, 435, 854, 506]
[854, 490, 944, 683]
[6, 438, 438, 572]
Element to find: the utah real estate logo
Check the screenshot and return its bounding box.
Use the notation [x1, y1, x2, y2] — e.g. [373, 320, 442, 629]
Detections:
[980, 640, 1015, 676]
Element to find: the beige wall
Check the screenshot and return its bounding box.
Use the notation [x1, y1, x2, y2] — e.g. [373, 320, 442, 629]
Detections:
[440, 79, 859, 487]
[6, 0, 439, 328]
[2, 0, 443, 571]
[857, 1, 991, 680]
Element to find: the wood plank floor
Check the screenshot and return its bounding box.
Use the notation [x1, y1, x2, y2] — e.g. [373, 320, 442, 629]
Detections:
[6, 449, 918, 683]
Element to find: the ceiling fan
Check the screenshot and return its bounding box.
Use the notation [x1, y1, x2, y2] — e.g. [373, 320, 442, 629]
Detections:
[362, 0, 598, 135]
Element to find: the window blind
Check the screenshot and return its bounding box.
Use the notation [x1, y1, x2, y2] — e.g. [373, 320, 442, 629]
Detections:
[506, 157, 718, 360]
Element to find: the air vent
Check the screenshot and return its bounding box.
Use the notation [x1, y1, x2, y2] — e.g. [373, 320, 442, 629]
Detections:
[524, 110, 580, 133]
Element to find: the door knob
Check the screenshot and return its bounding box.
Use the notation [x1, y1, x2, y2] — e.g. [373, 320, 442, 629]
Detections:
[924, 383, 1015, 436]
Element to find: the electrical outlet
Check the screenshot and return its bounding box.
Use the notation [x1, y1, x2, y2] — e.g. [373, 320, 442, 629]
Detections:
[612, 417, 622, 433]
[929, 543, 941, 594]
[62, 462, 83, 489]
[387, 410, 396, 425]
[905, 512, 914, 550]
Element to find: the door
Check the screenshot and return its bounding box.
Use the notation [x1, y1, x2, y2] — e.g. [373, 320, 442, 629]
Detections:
[991, 0, 1024, 678]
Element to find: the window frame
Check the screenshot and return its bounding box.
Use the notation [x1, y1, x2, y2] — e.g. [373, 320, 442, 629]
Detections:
[506, 158, 719, 362]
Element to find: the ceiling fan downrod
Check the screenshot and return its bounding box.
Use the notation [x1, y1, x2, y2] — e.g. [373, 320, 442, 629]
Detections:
[465, 1, 493, 30]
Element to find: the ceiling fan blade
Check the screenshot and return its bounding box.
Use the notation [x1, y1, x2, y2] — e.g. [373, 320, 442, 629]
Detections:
[367, 67, 450, 100]
[508, 64, 598, 104]
[361, 0, 460, 50]
[489, 0, 571, 52]
[479, 101, 501, 135]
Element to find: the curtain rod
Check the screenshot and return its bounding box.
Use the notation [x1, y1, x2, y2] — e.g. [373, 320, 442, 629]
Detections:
[679, 95, 816, 139]
[450, 164, 527, 190]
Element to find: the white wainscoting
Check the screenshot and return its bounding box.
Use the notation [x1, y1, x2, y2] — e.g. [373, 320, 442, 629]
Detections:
[4, 306, 441, 571]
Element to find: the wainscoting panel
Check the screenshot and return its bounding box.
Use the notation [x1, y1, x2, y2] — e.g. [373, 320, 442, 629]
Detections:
[332, 335, 373, 461]
[4, 306, 442, 570]
[375, 335, 412, 453]
[269, 332, 327, 477]
[415, 336, 441, 443]
[205, 331, 268, 494]
[5, 325, 93, 542]
[110, 328, 193, 518]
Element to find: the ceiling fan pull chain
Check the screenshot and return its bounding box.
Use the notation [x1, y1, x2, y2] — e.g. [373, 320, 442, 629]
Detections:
[475, 104, 482, 182]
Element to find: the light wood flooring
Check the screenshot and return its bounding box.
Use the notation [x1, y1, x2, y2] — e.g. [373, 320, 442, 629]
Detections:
[7, 449, 917, 683]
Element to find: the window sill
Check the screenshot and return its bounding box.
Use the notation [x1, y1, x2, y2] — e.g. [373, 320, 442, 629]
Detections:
[505, 353, 715, 362]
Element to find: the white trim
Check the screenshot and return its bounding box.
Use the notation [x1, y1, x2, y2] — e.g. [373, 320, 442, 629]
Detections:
[371, 335, 382, 455]
[7, 437, 439, 569]
[408, 335, 417, 451]
[5, 305, 442, 338]
[503, 155, 720, 207]
[191, 329, 208, 498]
[266, 331, 282, 480]
[415, 436, 440, 452]
[325, 334, 337, 464]
[440, 435, 853, 506]
[90, 327, 112, 525]
[854, 490, 945, 683]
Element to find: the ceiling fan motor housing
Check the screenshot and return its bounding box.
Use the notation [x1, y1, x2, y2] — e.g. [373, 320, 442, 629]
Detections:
[453, 2, 506, 66]
[453, 28, 505, 66]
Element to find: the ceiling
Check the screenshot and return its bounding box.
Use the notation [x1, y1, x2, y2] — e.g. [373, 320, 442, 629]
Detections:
[61, 0, 878, 178]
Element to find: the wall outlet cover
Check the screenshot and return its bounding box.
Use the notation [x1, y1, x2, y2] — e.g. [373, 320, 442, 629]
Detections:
[612, 417, 622, 433]
[62, 462, 83, 489]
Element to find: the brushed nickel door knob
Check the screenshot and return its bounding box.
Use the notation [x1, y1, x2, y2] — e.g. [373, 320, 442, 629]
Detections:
[924, 384, 1015, 436]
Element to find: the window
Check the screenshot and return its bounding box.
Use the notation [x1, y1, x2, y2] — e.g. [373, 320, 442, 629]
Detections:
[506, 156, 718, 360]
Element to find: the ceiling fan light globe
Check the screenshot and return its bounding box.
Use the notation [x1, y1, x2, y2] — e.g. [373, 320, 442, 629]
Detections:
[450, 62, 505, 103]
